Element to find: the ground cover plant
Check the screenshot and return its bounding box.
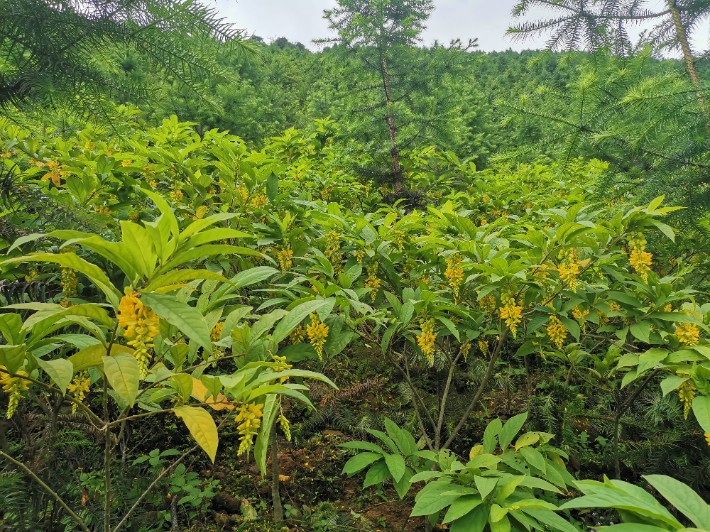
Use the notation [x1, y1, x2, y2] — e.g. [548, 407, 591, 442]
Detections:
[0, 0, 708, 530]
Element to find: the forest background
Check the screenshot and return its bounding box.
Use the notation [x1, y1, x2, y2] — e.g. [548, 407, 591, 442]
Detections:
[0, 0, 709, 530]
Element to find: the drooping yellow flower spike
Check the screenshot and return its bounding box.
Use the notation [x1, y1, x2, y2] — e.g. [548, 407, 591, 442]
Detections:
[0, 366, 29, 419]
[444, 254, 464, 303]
[417, 318, 436, 366]
[499, 296, 523, 337]
[306, 313, 329, 360]
[675, 323, 700, 346]
[628, 234, 653, 281]
[66, 372, 91, 414]
[557, 249, 581, 291]
[275, 247, 294, 271]
[677, 381, 696, 419]
[364, 269, 382, 301]
[235, 402, 264, 456]
[547, 315, 567, 350]
[117, 289, 160, 379]
[290, 325, 306, 345]
[211, 322, 224, 342]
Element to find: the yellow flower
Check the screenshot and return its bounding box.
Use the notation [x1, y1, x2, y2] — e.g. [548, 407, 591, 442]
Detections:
[547, 315, 567, 349]
[416, 318, 436, 366]
[0, 365, 29, 419]
[289, 325, 306, 345]
[249, 194, 267, 208]
[628, 234, 652, 281]
[121, 160, 133, 167]
[235, 402, 264, 455]
[117, 289, 160, 379]
[41, 161, 66, 187]
[663, 304, 673, 312]
[324, 231, 341, 260]
[211, 322, 224, 342]
[609, 302, 622, 312]
[460, 342, 472, 361]
[275, 247, 294, 271]
[478, 339, 489, 355]
[278, 411, 291, 441]
[572, 307, 589, 320]
[479, 294, 496, 314]
[444, 255, 464, 302]
[306, 314, 329, 360]
[61, 267, 78, 298]
[365, 271, 382, 301]
[66, 372, 91, 413]
[675, 323, 700, 346]
[353, 250, 366, 263]
[677, 381, 696, 419]
[557, 249, 581, 291]
[705, 433, 710, 446]
[193, 205, 209, 220]
[499, 296, 523, 337]
[169, 188, 183, 202]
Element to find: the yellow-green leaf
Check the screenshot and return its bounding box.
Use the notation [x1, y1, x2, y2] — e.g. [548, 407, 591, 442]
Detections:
[173, 405, 218, 463]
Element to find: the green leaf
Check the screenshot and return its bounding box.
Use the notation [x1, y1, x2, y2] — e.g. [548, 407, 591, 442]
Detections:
[271, 299, 331, 344]
[384, 453, 406, 482]
[443, 495, 483, 524]
[340, 440, 385, 454]
[499, 412, 528, 449]
[483, 418, 502, 453]
[102, 354, 140, 407]
[363, 460, 389, 487]
[475, 475, 498, 500]
[514, 432, 540, 450]
[450, 505, 487, 532]
[266, 172, 279, 201]
[519, 446, 546, 472]
[692, 396, 710, 434]
[35, 357, 73, 394]
[411, 480, 460, 517]
[140, 293, 212, 354]
[630, 322, 651, 344]
[643, 475, 710, 529]
[173, 406, 219, 463]
[343, 453, 383, 476]
[255, 394, 279, 476]
[230, 266, 279, 289]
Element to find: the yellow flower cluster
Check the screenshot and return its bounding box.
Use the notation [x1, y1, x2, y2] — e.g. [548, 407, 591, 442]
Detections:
[249, 194, 267, 208]
[211, 322, 224, 342]
[0, 366, 29, 419]
[324, 231, 341, 261]
[117, 289, 160, 379]
[417, 319, 436, 366]
[61, 267, 78, 298]
[121, 160, 133, 167]
[478, 339, 489, 355]
[705, 433, 710, 446]
[278, 411, 292, 441]
[306, 313, 329, 360]
[290, 325, 305, 345]
[677, 380, 696, 419]
[609, 302, 622, 312]
[444, 255, 464, 302]
[192, 205, 209, 220]
[479, 293, 496, 313]
[169, 188, 183, 202]
[547, 316, 567, 349]
[94, 204, 111, 215]
[499, 296, 523, 337]
[41, 161, 67, 187]
[66, 372, 90, 414]
[25, 269, 38, 283]
[392, 230, 406, 251]
[272, 355, 292, 383]
[460, 342, 472, 362]
[235, 402, 264, 455]
[572, 307, 589, 320]
[557, 249, 581, 291]
[353, 249, 366, 263]
[675, 323, 700, 346]
[275, 247, 294, 271]
[365, 271, 381, 301]
[628, 234, 653, 281]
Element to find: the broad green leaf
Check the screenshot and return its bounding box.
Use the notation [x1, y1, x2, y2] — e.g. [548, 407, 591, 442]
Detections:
[499, 412, 528, 449]
[443, 495, 483, 524]
[692, 396, 710, 434]
[255, 394, 279, 476]
[35, 357, 73, 394]
[483, 418, 502, 453]
[103, 354, 140, 407]
[363, 460, 389, 487]
[411, 480, 461, 516]
[140, 293, 212, 354]
[475, 475, 498, 500]
[340, 440, 385, 454]
[230, 266, 279, 289]
[343, 453, 382, 476]
[643, 474, 710, 529]
[173, 406, 219, 463]
[384, 453, 406, 482]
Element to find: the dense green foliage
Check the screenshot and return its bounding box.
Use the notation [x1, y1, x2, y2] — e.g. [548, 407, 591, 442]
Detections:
[0, 0, 708, 530]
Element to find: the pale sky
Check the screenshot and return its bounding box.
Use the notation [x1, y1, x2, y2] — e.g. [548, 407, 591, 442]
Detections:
[210, 0, 708, 53]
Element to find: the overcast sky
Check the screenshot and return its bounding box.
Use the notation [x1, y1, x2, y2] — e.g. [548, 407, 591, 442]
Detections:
[211, 0, 708, 53]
